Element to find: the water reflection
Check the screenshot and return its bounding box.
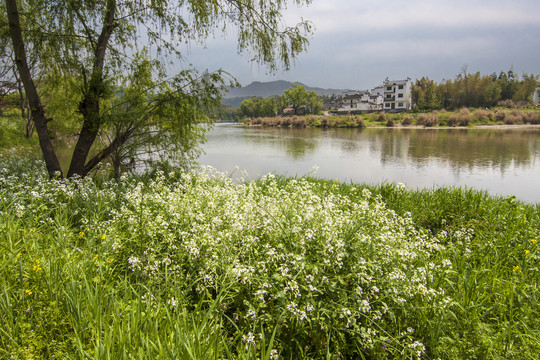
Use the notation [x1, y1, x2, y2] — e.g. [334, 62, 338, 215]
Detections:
[199, 124, 540, 203]
[402, 129, 537, 170]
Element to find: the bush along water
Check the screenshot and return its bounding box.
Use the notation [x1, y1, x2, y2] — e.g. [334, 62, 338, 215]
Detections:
[243, 108, 540, 129]
[1, 155, 539, 359]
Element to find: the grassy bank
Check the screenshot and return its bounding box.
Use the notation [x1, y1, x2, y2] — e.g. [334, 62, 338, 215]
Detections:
[243, 107, 540, 128]
[0, 110, 39, 150]
[1, 155, 539, 359]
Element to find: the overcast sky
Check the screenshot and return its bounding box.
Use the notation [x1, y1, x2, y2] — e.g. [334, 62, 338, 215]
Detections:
[185, 0, 540, 90]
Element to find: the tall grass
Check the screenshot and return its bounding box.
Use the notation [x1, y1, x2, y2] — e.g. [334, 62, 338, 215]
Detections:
[243, 108, 540, 129]
[1, 155, 539, 359]
[246, 115, 365, 129]
[0, 110, 39, 149]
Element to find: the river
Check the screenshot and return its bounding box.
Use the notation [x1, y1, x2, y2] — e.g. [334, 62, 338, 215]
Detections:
[197, 123, 540, 204]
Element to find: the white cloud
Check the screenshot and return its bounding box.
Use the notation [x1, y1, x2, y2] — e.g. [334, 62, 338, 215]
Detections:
[183, 0, 540, 89]
[357, 37, 497, 59]
[287, 0, 540, 33]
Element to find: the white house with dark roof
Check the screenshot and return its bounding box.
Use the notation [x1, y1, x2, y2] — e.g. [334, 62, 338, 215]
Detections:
[329, 78, 413, 113]
[382, 78, 413, 112]
[335, 90, 382, 113]
[333, 90, 383, 113]
[533, 87, 540, 104]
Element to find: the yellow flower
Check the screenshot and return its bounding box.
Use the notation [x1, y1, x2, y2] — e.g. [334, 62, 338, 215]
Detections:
[525, 250, 530, 256]
[93, 254, 99, 260]
[513, 265, 521, 272]
[101, 234, 107, 241]
[25, 289, 32, 296]
[108, 258, 114, 264]
[16, 253, 22, 258]
[33, 260, 42, 272]
[531, 239, 537, 245]
[30, 228, 36, 233]
[79, 231, 85, 238]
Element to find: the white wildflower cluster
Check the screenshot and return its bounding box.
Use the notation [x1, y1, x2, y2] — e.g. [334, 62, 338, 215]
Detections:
[84, 168, 457, 350]
[1, 158, 472, 357]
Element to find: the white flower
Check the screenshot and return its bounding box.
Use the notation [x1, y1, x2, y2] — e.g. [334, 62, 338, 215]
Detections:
[360, 299, 371, 313]
[270, 349, 279, 360]
[246, 309, 256, 319]
[242, 332, 255, 345]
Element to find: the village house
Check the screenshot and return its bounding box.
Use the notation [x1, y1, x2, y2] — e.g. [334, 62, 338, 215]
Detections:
[533, 87, 540, 105]
[330, 77, 413, 114]
[335, 90, 382, 113]
[382, 77, 413, 112]
[332, 90, 383, 113]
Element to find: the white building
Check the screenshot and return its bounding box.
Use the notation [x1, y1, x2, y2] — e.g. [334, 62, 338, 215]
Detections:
[533, 87, 540, 104]
[334, 90, 383, 113]
[330, 77, 413, 113]
[382, 78, 413, 112]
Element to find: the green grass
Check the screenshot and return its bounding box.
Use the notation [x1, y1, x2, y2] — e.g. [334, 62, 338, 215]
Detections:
[0, 110, 39, 149]
[1, 155, 539, 359]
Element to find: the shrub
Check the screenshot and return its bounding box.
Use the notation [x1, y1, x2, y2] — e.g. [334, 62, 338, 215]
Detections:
[377, 111, 387, 122]
[356, 116, 366, 128]
[505, 110, 526, 124]
[401, 115, 413, 126]
[516, 100, 530, 108]
[455, 109, 470, 126]
[320, 116, 329, 128]
[435, 110, 449, 124]
[386, 118, 395, 127]
[495, 110, 507, 122]
[458, 117, 470, 127]
[524, 112, 540, 124]
[291, 116, 307, 128]
[280, 117, 291, 127]
[305, 115, 318, 127]
[447, 114, 459, 127]
[261, 117, 277, 126]
[473, 109, 493, 123]
[504, 114, 522, 125]
[417, 113, 439, 127]
[497, 99, 516, 108]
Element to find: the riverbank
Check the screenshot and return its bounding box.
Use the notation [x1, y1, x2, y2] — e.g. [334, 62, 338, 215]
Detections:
[1, 155, 539, 359]
[243, 107, 540, 129]
[368, 123, 540, 130]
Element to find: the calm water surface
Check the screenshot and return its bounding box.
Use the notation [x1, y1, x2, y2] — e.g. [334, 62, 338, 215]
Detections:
[198, 124, 540, 203]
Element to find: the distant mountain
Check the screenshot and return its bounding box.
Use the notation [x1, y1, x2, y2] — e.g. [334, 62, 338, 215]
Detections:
[224, 80, 348, 99]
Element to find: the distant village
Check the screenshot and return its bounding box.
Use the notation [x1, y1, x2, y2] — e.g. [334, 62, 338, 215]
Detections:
[223, 74, 540, 120]
[326, 78, 413, 114]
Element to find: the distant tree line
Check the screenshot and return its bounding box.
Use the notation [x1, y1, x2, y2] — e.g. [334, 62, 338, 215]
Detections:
[412, 69, 539, 111]
[238, 84, 322, 118]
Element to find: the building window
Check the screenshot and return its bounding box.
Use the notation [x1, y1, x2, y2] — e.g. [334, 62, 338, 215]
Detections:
[398, 102, 404, 107]
[399, 85, 404, 89]
[384, 103, 390, 108]
[397, 94, 403, 98]
[386, 86, 392, 91]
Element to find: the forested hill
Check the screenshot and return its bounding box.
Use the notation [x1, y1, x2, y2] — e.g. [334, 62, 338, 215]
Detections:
[224, 80, 346, 98]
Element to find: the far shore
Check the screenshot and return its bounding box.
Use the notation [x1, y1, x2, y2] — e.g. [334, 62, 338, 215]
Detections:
[239, 122, 540, 130]
[369, 123, 540, 130]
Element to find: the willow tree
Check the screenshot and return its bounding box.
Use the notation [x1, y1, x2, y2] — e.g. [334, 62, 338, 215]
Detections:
[283, 83, 320, 115]
[5, 0, 313, 178]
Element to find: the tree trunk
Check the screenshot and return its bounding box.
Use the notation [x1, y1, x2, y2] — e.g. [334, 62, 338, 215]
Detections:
[6, 0, 63, 177]
[67, 0, 116, 178]
[14, 73, 34, 138]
